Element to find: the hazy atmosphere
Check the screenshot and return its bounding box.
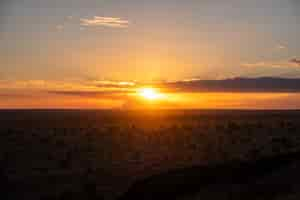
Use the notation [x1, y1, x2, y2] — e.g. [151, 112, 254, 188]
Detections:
[2, 2, 300, 200]
[1, 0, 300, 108]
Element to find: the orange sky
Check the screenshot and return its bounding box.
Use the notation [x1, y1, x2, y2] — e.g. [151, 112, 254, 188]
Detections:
[1, 80, 300, 109]
[1, 1, 300, 109]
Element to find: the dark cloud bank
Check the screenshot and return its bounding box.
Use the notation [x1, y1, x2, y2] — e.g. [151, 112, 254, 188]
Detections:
[161, 77, 300, 93]
[47, 77, 300, 98]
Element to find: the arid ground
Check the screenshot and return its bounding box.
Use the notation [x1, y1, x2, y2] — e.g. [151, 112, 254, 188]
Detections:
[1, 110, 300, 199]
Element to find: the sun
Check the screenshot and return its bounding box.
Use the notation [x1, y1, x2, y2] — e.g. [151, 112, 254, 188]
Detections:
[138, 88, 162, 101]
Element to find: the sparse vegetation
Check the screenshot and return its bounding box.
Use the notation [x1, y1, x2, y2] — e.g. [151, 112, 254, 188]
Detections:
[1, 110, 300, 200]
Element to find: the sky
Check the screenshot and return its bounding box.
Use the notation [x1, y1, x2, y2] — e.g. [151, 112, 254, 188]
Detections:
[1, 0, 300, 109]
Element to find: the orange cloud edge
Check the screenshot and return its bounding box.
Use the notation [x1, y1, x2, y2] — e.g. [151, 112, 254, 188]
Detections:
[1, 77, 300, 109]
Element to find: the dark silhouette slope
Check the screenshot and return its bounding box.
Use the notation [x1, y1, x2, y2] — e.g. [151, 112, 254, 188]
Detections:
[119, 151, 300, 200]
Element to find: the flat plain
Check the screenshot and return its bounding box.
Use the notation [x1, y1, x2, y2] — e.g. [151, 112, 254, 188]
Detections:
[1, 110, 300, 200]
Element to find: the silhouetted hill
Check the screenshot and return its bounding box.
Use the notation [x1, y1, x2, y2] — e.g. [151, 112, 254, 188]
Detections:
[119, 151, 300, 200]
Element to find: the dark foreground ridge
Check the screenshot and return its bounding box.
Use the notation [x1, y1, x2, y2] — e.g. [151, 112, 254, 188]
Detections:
[119, 151, 300, 200]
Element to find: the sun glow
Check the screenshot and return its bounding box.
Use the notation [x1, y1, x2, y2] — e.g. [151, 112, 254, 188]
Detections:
[138, 88, 163, 101]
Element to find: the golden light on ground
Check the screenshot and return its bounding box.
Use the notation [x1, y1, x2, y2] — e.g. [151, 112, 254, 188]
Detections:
[138, 87, 164, 101]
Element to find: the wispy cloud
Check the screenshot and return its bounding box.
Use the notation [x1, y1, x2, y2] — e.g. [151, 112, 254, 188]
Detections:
[80, 16, 129, 28]
[93, 80, 136, 88]
[56, 25, 64, 30]
[242, 60, 300, 68]
[276, 44, 287, 50]
[48, 90, 130, 98]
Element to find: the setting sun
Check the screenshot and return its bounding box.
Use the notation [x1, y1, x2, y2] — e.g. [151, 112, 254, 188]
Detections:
[138, 88, 163, 101]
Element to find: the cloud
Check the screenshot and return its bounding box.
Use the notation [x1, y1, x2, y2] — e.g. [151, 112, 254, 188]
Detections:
[56, 25, 64, 30]
[48, 90, 130, 98]
[158, 77, 300, 93]
[276, 45, 287, 50]
[290, 58, 300, 66]
[3, 77, 300, 103]
[46, 80, 137, 98]
[0, 92, 34, 99]
[93, 80, 136, 88]
[0, 80, 47, 89]
[242, 60, 299, 68]
[80, 16, 129, 28]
